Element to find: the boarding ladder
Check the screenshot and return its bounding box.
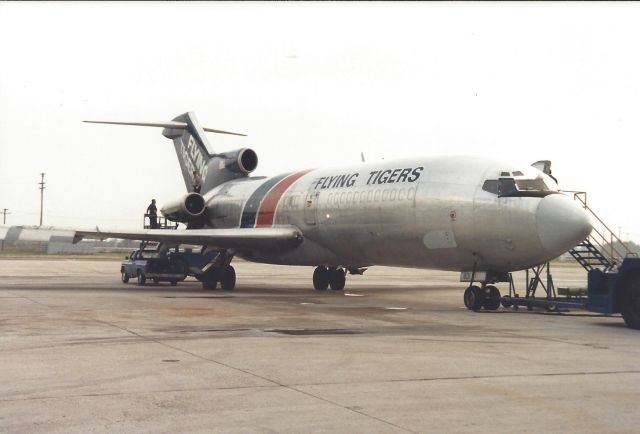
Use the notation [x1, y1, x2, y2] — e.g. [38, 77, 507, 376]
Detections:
[565, 191, 637, 272]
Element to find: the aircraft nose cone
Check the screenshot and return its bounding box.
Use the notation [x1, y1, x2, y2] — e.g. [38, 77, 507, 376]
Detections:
[536, 194, 592, 254]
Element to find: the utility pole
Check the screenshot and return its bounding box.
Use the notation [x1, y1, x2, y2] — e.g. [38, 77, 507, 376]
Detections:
[38, 173, 46, 226]
[0, 208, 7, 250]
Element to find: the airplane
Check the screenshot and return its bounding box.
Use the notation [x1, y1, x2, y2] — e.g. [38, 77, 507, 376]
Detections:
[75, 112, 592, 311]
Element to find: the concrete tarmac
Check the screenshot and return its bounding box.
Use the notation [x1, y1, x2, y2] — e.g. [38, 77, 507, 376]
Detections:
[0, 259, 638, 433]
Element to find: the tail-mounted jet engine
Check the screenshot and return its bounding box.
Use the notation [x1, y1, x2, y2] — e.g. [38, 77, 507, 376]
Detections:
[217, 148, 258, 174]
[161, 192, 206, 223]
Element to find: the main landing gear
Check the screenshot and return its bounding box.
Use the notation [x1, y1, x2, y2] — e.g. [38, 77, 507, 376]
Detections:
[202, 265, 236, 290]
[313, 266, 346, 291]
[200, 250, 235, 291]
[463, 284, 501, 311]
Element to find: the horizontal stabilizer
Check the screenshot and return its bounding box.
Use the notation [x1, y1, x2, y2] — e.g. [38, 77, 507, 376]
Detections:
[83, 120, 247, 136]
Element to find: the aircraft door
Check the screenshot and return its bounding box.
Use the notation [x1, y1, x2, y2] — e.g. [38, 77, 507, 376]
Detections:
[304, 191, 318, 225]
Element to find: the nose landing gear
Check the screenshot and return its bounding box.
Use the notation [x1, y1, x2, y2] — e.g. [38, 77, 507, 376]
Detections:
[484, 285, 502, 310]
[463, 284, 501, 311]
[463, 285, 482, 310]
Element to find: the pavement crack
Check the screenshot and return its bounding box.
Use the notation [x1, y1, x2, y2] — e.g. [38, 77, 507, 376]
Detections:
[289, 369, 640, 388]
[4, 291, 51, 308]
[499, 330, 638, 354]
[0, 384, 280, 403]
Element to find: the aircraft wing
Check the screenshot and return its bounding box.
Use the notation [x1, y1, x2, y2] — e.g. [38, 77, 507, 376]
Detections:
[73, 226, 303, 251]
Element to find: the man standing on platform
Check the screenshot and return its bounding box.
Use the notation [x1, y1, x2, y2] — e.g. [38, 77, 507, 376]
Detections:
[146, 199, 158, 229]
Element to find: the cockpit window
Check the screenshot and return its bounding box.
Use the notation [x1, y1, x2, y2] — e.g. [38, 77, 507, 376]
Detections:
[515, 178, 549, 192]
[498, 178, 518, 196]
[482, 180, 499, 194]
[482, 177, 555, 198]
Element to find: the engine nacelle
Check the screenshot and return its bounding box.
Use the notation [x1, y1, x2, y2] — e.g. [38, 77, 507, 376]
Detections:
[218, 148, 258, 174]
[161, 193, 206, 223]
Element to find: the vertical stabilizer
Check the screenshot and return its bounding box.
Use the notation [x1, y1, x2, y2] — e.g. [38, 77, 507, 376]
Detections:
[162, 112, 214, 193]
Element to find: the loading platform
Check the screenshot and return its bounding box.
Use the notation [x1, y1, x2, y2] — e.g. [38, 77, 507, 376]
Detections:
[498, 191, 640, 329]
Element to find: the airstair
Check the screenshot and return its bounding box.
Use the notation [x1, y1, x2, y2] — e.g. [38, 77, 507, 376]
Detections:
[566, 191, 636, 272]
[569, 239, 614, 272]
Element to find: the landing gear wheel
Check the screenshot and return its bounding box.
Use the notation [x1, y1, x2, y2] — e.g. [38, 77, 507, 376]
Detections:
[170, 280, 178, 287]
[621, 277, 640, 330]
[202, 274, 218, 290]
[153, 277, 160, 285]
[329, 268, 346, 291]
[501, 298, 513, 309]
[482, 285, 501, 310]
[463, 285, 483, 311]
[202, 278, 218, 290]
[220, 265, 236, 290]
[121, 272, 129, 283]
[545, 303, 559, 312]
[137, 272, 146, 286]
[313, 266, 329, 291]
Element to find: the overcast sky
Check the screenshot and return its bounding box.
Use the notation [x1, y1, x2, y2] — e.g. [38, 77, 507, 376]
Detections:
[0, 2, 639, 242]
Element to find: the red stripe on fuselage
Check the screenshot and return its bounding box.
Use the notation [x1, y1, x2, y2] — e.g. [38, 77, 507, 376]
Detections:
[255, 169, 314, 227]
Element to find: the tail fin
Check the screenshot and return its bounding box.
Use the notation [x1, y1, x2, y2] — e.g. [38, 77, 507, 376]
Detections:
[84, 112, 247, 192]
[161, 112, 217, 192]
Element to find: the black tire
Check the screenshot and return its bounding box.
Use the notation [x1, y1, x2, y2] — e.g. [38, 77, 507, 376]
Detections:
[545, 303, 559, 312]
[153, 277, 160, 285]
[220, 265, 236, 290]
[202, 275, 218, 290]
[137, 272, 146, 286]
[329, 268, 346, 291]
[621, 277, 640, 329]
[121, 271, 129, 283]
[463, 285, 483, 311]
[170, 280, 178, 286]
[313, 266, 329, 291]
[482, 285, 501, 310]
[501, 298, 513, 308]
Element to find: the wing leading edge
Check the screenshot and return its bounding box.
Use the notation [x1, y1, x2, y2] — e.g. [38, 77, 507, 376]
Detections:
[73, 226, 303, 252]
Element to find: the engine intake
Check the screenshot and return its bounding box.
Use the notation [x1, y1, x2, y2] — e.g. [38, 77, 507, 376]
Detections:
[219, 148, 258, 174]
[161, 193, 206, 223]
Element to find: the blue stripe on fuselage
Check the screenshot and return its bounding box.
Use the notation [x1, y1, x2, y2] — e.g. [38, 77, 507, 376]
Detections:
[239, 172, 291, 228]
